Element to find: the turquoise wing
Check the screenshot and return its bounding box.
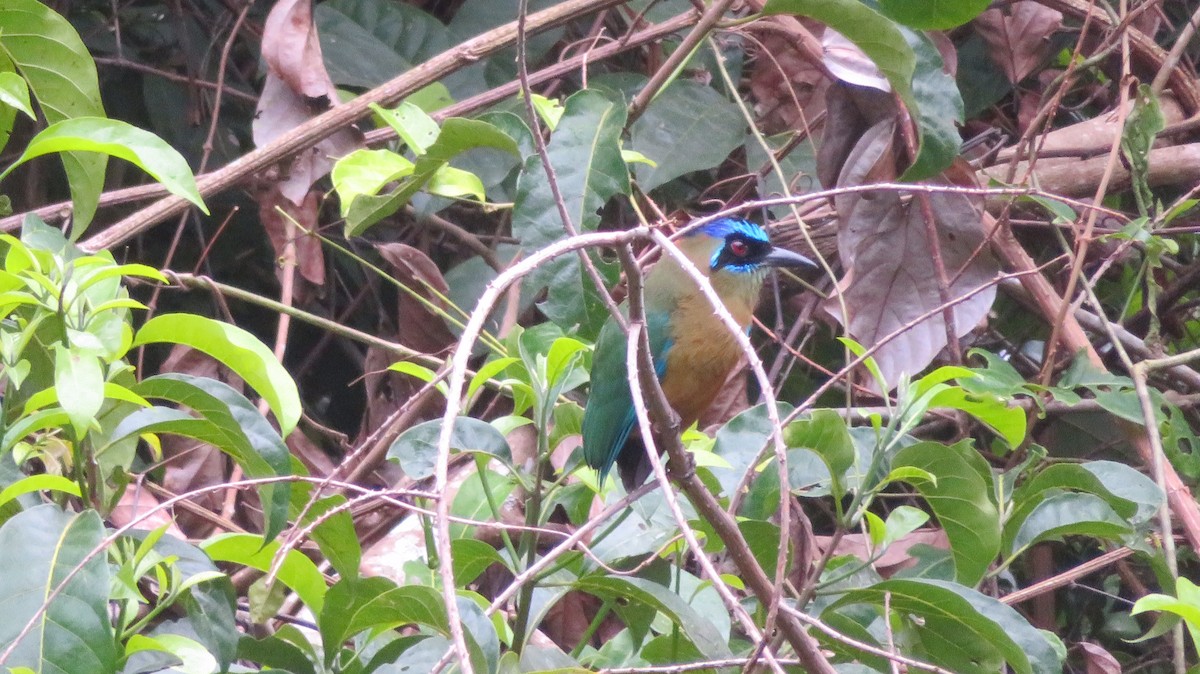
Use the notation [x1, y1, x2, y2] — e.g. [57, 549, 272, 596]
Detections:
[581, 309, 672, 485]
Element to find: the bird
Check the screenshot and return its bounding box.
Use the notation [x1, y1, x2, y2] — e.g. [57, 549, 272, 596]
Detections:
[581, 217, 816, 491]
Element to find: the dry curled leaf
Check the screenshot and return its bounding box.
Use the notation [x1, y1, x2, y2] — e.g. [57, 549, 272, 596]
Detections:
[826, 119, 999, 390]
[974, 1, 1063, 85]
[255, 0, 362, 205]
[748, 17, 830, 134]
[259, 187, 326, 297]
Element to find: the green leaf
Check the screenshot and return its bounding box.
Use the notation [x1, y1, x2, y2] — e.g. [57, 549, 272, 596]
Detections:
[0, 71, 33, 120]
[1132, 578, 1200, 652]
[1007, 493, 1132, 557]
[0, 0, 107, 232]
[879, 0, 990, 30]
[574, 575, 734, 661]
[344, 115, 519, 236]
[785, 409, 855, 500]
[331, 148, 414, 217]
[452, 538, 506, 586]
[387, 416, 512, 480]
[892, 440, 1000, 586]
[202, 533, 327, 615]
[119, 374, 294, 542]
[131, 314, 301, 436]
[316, 0, 448, 89]
[0, 505, 116, 674]
[125, 634, 216, 674]
[374, 102, 440, 154]
[629, 81, 745, 191]
[0, 473, 80, 509]
[925, 385, 1026, 448]
[319, 577, 451, 666]
[897, 26, 963, 180]
[291, 488, 361, 582]
[709, 403, 794, 501]
[0, 117, 207, 214]
[53, 346, 103, 438]
[511, 89, 629, 336]
[832, 578, 1061, 674]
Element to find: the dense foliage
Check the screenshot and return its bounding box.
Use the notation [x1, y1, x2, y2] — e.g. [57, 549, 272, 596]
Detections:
[1, 0, 1200, 672]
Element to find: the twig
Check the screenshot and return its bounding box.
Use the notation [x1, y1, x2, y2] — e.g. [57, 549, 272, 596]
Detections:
[626, 0, 737, 124]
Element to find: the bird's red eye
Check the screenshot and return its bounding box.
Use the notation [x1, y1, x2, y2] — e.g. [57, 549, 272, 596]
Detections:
[729, 239, 749, 257]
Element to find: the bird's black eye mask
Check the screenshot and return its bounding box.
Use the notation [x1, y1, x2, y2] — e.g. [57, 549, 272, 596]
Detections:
[710, 233, 770, 271]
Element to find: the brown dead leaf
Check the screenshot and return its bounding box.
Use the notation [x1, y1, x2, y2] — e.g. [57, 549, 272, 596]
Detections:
[748, 17, 830, 134]
[1079, 641, 1121, 674]
[823, 29, 890, 91]
[255, 0, 361, 205]
[378, 242, 456, 354]
[827, 121, 999, 390]
[110, 485, 184, 537]
[975, 2, 1063, 84]
[815, 82, 896, 191]
[259, 187, 326, 297]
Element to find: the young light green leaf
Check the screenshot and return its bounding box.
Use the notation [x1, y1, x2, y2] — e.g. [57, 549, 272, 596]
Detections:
[388, 361, 448, 397]
[0, 474, 81, 509]
[0, 72, 34, 120]
[203, 533, 327, 614]
[427, 165, 486, 201]
[54, 346, 103, 438]
[0, 118, 207, 214]
[1131, 578, 1200, 652]
[372, 101, 440, 154]
[132, 314, 301, 436]
[331, 148, 415, 217]
[125, 634, 216, 674]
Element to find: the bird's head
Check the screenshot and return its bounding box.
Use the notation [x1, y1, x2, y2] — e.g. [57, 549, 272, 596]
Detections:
[686, 217, 816, 279]
[656, 218, 817, 322]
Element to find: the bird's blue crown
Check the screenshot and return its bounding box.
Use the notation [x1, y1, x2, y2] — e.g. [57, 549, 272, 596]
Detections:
[692, 217, 769, 243]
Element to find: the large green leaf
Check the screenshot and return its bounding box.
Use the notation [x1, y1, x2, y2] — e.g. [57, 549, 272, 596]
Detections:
[784, 409, 855, 501]
[831, 578, 1061, 674]
[511, 89, 629, 336]
[892, 440, 999, 586]
[0, 118, 207, 215]
[387, 416, 512, 480]
[315, 0, 448, 89]
[879, 0, 990, 30]
[115, 374, 294, 542]
[290, 487, 360, 582]
[897, 26, 963, 180]
[630, 81, 745, 191]
[708, 403, 793, 500]
[0, 505, 116, 674]
[0, 0, 107, 232]
[573, 575, 734, 661]
[131, 314, 300, 436]
[1006, 493, 1132, 558]
[202, 534, 327, 616]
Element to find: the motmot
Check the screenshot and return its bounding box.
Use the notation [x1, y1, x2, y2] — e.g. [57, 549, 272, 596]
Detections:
[581, 217, 816, 490]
